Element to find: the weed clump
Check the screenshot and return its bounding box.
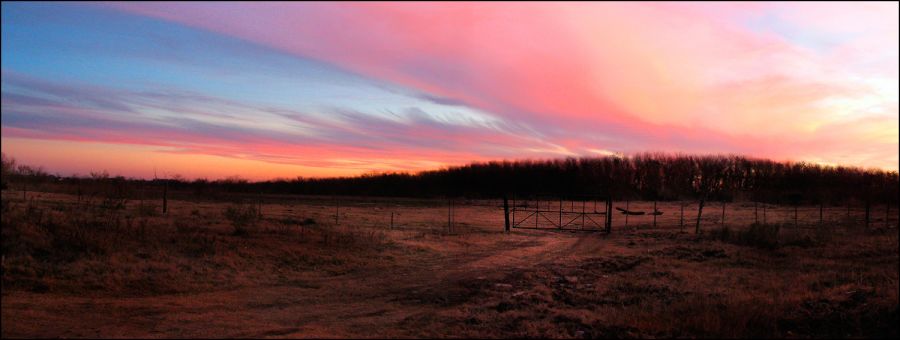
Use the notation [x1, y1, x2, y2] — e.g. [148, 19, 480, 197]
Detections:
[223, 204, 257, 236]
[710, 223, 781, 249]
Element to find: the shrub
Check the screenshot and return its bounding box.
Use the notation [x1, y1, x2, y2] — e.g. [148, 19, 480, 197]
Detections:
[136, 203, 158, 217]
[739, 223, 781, 249]
[711, 223, 781, 249]
[224, 204, 257, 236]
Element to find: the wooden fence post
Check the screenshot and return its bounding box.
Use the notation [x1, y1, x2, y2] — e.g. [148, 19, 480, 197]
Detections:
[625, 200, 630, 228]
[512, 196, 516, 228]
[335, 197, 340, 225]
[448, 198, 454, 233]
[695, 199, 705, 234]
[794, 204, 799, 228]
[503, 195, 510, 233]
[652, 200, 658, 228]
[390, 211, 394, 230]
[754, 201, 758, 224]
[605, 198, 612, 233]
[680, 202, 684, 232]
[865, 200, 871, 229]
[162, 180, 168, 214]
[819, 203, 823, 227]
[721, 201, 726, 228]
[885, 204, 890, 229]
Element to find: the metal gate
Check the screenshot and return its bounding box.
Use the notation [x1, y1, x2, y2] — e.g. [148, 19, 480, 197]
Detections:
[510, 195, 611, 232]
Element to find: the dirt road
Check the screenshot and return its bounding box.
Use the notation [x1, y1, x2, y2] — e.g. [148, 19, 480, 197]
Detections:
[2, 229, 606, 338]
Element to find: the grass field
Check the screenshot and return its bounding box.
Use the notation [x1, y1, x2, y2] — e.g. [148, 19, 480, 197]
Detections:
[2, 190, 898, 338]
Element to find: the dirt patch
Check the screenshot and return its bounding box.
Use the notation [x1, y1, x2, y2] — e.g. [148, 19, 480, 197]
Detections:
[393, 276, 493, 307]
[579, 255, 651, 274]
[655, 245, 728, 262]
[778, 289, 898, 338]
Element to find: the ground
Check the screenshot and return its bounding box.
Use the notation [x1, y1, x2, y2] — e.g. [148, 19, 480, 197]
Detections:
[1, 190, 898, 338]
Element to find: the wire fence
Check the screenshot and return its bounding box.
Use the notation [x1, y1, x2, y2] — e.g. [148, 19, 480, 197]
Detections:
[233, 194, 899, 234]
[6, 189, 898, 235]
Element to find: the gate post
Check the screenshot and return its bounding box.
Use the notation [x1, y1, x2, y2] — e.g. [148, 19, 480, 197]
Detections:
[503, 195, 510, 233]
[605, 197, 612, 233]
[558, 198, 563, 228]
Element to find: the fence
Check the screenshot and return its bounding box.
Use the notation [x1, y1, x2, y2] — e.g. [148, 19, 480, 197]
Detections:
[5, 188, 899, 234]
[222, 194, 900, 234]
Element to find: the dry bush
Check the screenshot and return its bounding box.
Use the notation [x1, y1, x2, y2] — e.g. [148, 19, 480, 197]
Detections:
[711, 222, 835, 250]
[136, 202, 158, 217]
[223, 204, 257, 236]
[274, 217, 316, 234]
[710, 223, 782, 249]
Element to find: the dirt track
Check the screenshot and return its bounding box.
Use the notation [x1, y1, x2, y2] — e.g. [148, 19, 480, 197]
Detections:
[2, 193, 898, 338]
[2, 228, 597, 338]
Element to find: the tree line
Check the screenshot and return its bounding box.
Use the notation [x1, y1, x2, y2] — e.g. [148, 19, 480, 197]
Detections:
[2, 152, 897, 206]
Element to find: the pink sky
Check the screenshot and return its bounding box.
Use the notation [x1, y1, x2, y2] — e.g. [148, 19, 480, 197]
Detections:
[2, 2, 897, 179]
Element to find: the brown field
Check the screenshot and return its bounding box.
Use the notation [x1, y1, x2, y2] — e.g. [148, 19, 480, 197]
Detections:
[2, 190, 898, 338]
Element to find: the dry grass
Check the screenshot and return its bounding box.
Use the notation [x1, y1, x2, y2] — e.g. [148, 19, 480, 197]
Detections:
[1, 192, 395, 297]
[1, 190, 897, 338]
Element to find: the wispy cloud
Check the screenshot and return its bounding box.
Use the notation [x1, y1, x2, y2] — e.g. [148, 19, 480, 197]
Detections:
[1, 2, 896, 178]
[1, 71, 567, 173]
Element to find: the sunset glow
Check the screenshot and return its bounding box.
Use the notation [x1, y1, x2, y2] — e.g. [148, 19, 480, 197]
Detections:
[2, 2, 898, 179]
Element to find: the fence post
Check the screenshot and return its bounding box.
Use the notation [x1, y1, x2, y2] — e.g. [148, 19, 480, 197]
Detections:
[653, 200, 657, 228]
[558, 198, 563, 228]
[763, 204, 767, 224]
[680, 202, 684, 232]
[581, 199, 586, 230]
[625, 200, 630, 228]
[721, 201, 726, 228]
[819, 203, 823, 227]
[512, 195, 516, 227]
[503, 195, 510, 233]
[794, 204, 798, 228]
[754, 201, 758, 224]
[605, 198, 612, 233]
[390, 211, 394, 230]
[335, 197, 340, 225]
[886, 204, 890, 229]
[162, 180, 168, 214]
[865, 200, 871, 229]
[448, 198, 454, 233]
[695, 199, 705, 234]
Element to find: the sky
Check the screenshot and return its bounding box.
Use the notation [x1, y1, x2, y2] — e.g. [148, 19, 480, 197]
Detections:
[1, 2, 898, 180]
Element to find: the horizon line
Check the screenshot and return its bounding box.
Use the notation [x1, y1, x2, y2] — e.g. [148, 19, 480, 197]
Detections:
[3, 151, 897, 183]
